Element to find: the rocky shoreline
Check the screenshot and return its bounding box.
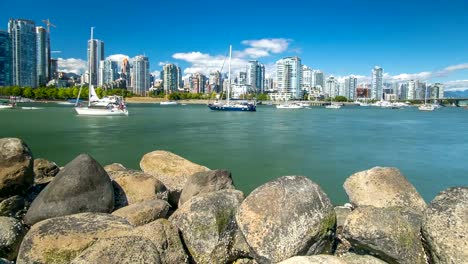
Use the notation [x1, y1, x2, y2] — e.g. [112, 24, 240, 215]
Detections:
[0, 137, 466, 264]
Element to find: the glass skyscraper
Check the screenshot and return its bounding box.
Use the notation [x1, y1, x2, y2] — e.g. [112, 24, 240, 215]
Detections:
[8, 19, 37, 88]
[371, 66, 383, 100]
[87, 38, 104, 86]
[276, 56, 302, 99]
[0, 30, 11, 87]
[131, 55, 150, 95]
[36, 26, 47, 86]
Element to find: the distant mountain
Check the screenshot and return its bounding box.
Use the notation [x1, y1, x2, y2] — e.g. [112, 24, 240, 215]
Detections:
[444, 90, 468, 98]
[64, 72, 81, 79]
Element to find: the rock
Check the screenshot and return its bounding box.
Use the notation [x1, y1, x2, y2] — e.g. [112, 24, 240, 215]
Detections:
[278, 255, 346, 264]
[16, 213, 133, 263]
[140, 150, 210, 205]
[339, 253, 388, 264]
[104, 163, 127, 175]
[334, 206, 353, 255]
[343, 167, 426, 213]
[422, 187, 468, 263]
[179, 169, 235, 207]
[233, 258, 258, 264]
[112, 171, 168, 209]
[33, 158, 59, 184]
[342, 206, 426, 264]
[0, 138, 34, 199]
[335, 206, 352, 232]
[0, 195, 25, 218]
[0, 258, 13, 264]
[169, 189, 244, 263]
[23, 154, 114, 226]
[112, 199, 171, 226]
[70, 236, 162, 264]
[236, 176, 335, 263]
[130, 219, 189, 264]
[0, 217, 26, 260]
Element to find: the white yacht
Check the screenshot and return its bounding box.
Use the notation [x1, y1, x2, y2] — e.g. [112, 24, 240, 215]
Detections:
[276, 102, 303, 109]
[325, 103, 342, 109]
[418, 83, 435, 112]
[160, 101, 178, 105]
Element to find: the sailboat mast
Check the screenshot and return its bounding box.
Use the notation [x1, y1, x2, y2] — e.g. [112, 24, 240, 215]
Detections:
[424, 82, 428, 105]
[227, 45, 232, 105]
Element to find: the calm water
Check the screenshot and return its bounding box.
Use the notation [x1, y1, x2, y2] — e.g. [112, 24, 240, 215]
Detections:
[1, 103, 467, 204]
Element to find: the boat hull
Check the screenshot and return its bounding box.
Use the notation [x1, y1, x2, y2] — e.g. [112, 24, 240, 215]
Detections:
[160, 102, 178, 105]
[276, 105, 303, 109]
[0, 105, 14, 109]
[208, 104, 256, 111]
[75, 107, 128, 116]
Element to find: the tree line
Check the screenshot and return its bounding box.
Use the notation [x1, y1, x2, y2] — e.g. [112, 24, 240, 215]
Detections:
[0, 86, 132, 100]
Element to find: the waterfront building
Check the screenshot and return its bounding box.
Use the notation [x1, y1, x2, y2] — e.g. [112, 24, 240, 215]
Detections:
[345, 76, 357, 100]
[264, 77, 274, 91]
[0, 31, 11, 86]
[87, 29, 104, 86]
[98, 59, 119, 87]
[8, 19, 37, 87]
[371, 66, 383, 100]
[246, 60, 265, 93]
[325, 76, 338, 98]
[131, 55, 150, 95]
[121, 57, 131, 88]
[302, 65, 313, 93]
[237, 71, 247, 85]
[209, 70, 222, 93]
[176, 66, 183, 89]
[36, 26, 48, 87]
[399, 83, 408, 100]
[407, 80, 417, 100]
[191, 73, 206, 94]
[276, 56, 302, 99]
[313, 70, 324, 91]
[435, 83, 444, 99]
[162, 63, 179, 93]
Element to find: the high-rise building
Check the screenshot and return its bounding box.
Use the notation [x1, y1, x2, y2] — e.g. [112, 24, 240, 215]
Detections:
[302, 65, 313, 92]
[407, 80, 417, 100]
[313, 70, 324, 91]
[121, 57, 131, 88]
[345, 76, 357, 100]
[9, 18, 37, 87]
[87, 29, 104, 86]
[50, 58, 58, 80]
[246, 60, 265, 93]
[176, 66, 183, 89]
[191, 73, 206, 93]
[276, 56, 302, 99]
[209, 70, 222, 93]
[264, 77, 274, 91]
[131, 55, 150, 95]
[98, 59, 119, 87]
[162, 64, 179, 93]
[36, 26, 47, 86]
[371, 66, 383, 100]
[237, 71, 247, 85]
[0, 31, 11, 86]
[325, 76, 338, 98]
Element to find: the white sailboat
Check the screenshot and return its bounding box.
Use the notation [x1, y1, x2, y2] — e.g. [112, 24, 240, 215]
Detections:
[418, 83, 435, 111]
[325, 97, 342, 109]
[74, 84, 128, 116]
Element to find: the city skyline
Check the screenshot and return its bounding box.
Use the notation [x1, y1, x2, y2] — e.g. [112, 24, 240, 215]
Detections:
[0, 0, 467, 91]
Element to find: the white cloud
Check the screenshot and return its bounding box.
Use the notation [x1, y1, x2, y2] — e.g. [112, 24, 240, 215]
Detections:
[443, 80, 468, 91]
[151, 71, 160, 78]
[106, 54, 129, 63]
[57, 58, 87, 74]
[241, 38, 291, 53]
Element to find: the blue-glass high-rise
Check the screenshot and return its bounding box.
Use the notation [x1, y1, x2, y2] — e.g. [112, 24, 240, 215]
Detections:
[8, 19, 37, 88]
[36, 26, 47, 87]
[0, 30, 11, 87]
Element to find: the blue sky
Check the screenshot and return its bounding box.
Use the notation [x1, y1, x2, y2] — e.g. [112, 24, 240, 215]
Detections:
[1, 0, 468, 89]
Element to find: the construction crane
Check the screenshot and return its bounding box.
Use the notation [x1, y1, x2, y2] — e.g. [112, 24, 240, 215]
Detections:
[42, 19, 56, 33]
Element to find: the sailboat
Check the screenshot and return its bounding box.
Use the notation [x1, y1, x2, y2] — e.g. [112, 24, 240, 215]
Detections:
[207, 45, 256, 112]
[325, 95, 342, 109]
[418, 83, 435, 111]
[74, 84, 128, 116]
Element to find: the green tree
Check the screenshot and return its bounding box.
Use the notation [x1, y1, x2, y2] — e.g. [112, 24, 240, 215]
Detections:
[334, 96, 348, 102]
[11, 86, 22, 96]
[23, 87, 33, 98]
[96, 87, 104, 98]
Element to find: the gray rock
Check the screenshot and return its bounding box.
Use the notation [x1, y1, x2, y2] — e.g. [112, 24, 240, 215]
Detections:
[0, 138, 34, 199]
[342, 206, 426, 264]
[0, 195, 25, 218]
[232, 258, 258, 264]
[0, 217, 26, 261]
[339, 253, 388, 264]
[278, 255, 346, 264]
[104, 163, 127, 176]
[236, 176, 336, 263]
[33, 158, 60, 184]
[130, 219, 189, 264]
[70, 236, 162, 264]
[422, 187, 468, 263]
[112, 170, 168, 209]
[334, 206, 353, 255]
[23, 153, 114, 226]
[0, 258, 13, 264]
[179, 169, 235, 207]
[170, 189, 244, 263]
[112, 198, 171, 226]
[140, 150, 210, 205]
[343, 167, 426, 213]
[16, 213, 133, 264]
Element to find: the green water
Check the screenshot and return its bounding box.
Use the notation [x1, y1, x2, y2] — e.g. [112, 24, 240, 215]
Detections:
[1, 103, 467, 204]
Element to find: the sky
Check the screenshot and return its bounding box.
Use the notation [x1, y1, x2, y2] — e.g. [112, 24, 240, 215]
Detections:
[1, 0, 468, 90]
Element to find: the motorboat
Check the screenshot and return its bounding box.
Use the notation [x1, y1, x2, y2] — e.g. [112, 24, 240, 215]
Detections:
[325, 103, 342, 109]
[276, 103, 303, 109]
[160, 101, 178, 105]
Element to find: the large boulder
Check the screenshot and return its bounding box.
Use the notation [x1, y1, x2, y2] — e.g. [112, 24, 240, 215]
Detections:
[23, 154, 114, 226]
[422, 187, 468, 263]
[16, 213, 133, 263]
[0, 195, 25, 218]
[0, 217, 26, 261]
[339, 253, 388, 264]
[130, 219, 189, 264]
[278, 255, 346, 264]
[112, 198, 171, 226]
[343, 167, 426, 213]
[104, 163, 127, 176]
[70, 236, 162, 264]
[0, 138, 34, 199]
[342, 206, 426, 264]
[33, 158, 60, 185]
[140, 150, 210, 205]
[236, 176, 335, 263]
[170, 189, 245, 263]
[179, 169, 235, 206]
[112, 171, 168, 209]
